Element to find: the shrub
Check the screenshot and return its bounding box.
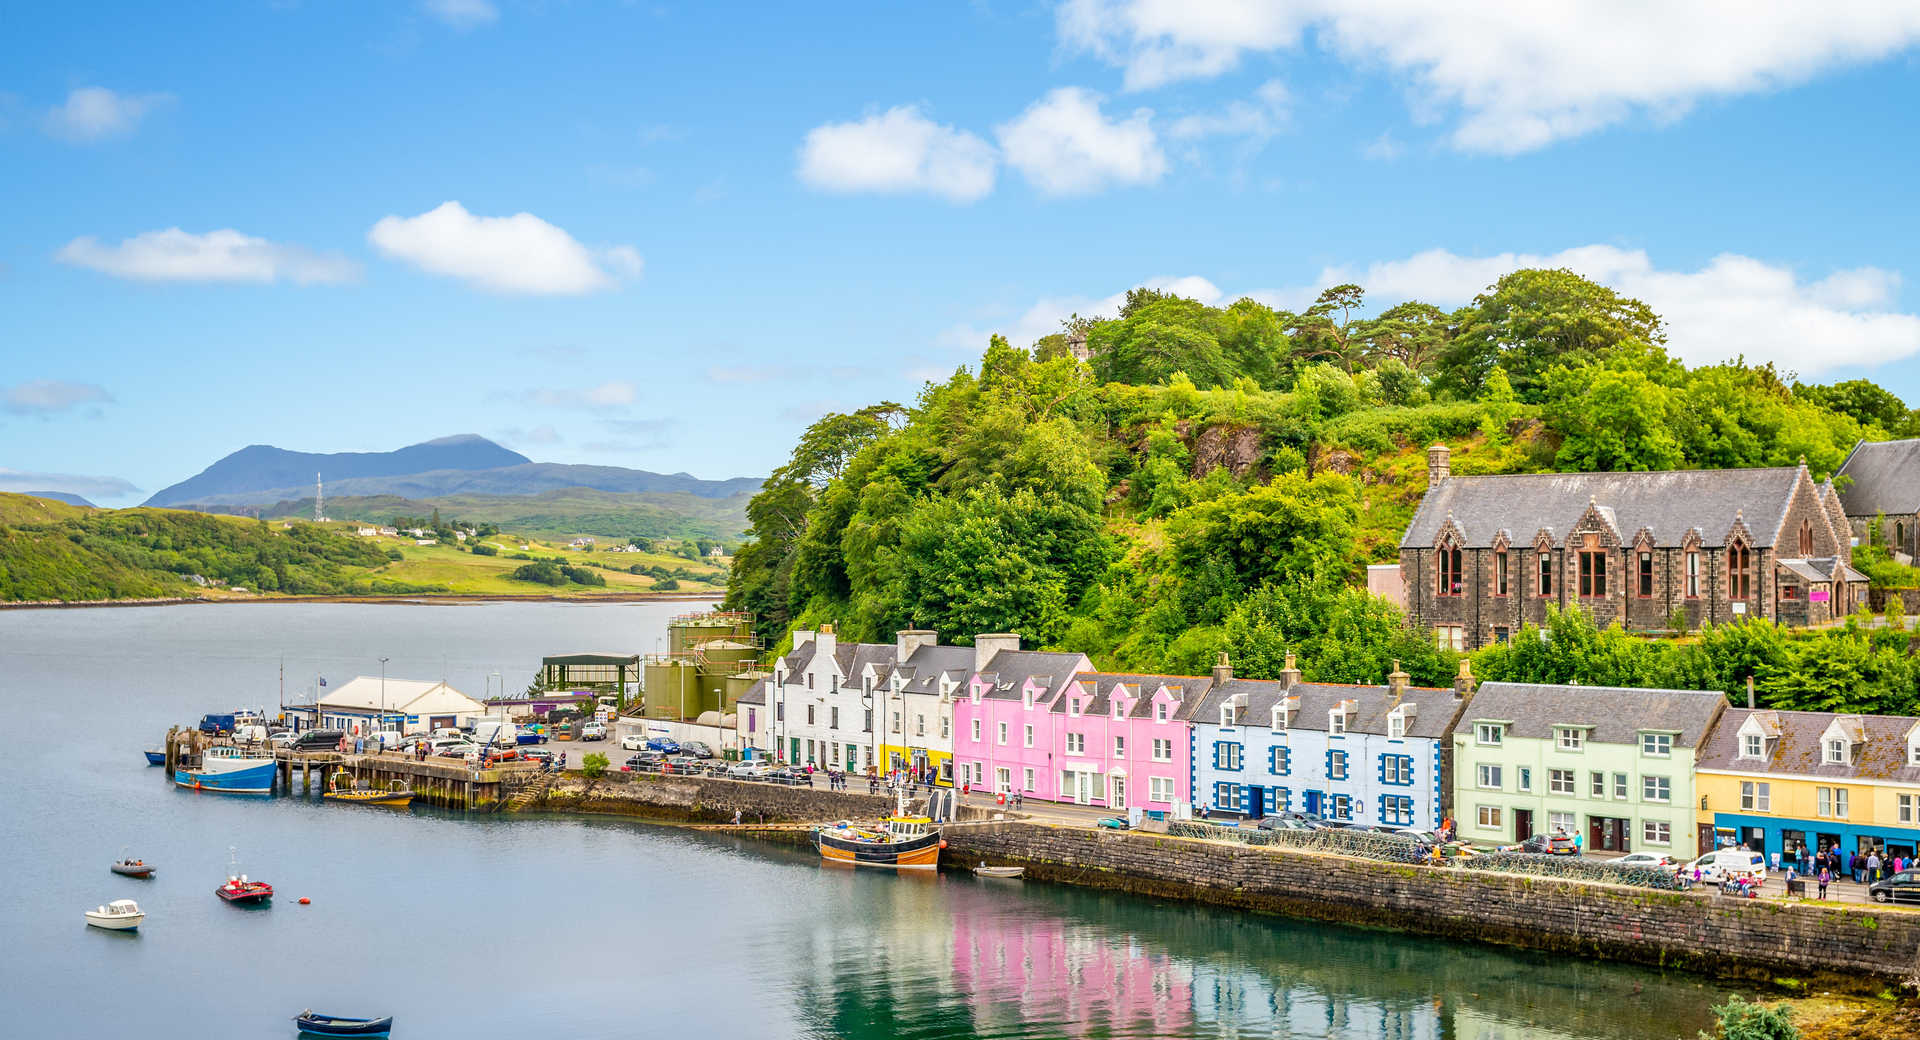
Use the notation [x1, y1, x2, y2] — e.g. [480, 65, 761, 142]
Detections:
[1698, 996, 1797, 1040]
[510, 562, 568, 586]
[581, 752, 608, 779]
[470, 542, 498, 556]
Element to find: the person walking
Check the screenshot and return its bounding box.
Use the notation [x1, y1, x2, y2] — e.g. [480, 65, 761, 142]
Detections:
[1817, 866, 1831, 900]
[1869, 849, 1883, 883]
[1572, 831, 1584, 856]
[1850, 850, 1865, 885]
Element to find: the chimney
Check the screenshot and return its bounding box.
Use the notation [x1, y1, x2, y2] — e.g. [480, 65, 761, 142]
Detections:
[973, 633, 1021, 675]
[1453, 658, 1475, 699]
[1746, 675, 1756, 710]
[896, 629, 937, 665]
[1387, 659, 1409, 705]
[1279, 652, 1302, 690]
[815, 624, 837, 661]
[1212, 651, 1234, 686]
[793, 629, 816, 649]
[1427, 444, 1451, 486]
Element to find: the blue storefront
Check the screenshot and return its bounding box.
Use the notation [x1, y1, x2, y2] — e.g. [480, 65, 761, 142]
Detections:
[1709, 811, 1920, 867]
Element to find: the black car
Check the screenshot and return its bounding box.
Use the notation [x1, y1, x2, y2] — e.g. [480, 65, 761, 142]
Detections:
[290, 728, 346, 751]
[622, 751, 665, 773]
[681, 740, 716, 759]
[766, 766, 811, 786]
[1870, 870, 1920, 904]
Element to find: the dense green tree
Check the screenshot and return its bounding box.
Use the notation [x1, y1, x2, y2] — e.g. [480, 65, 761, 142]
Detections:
[1541, 359, 1686, 471]
[1437, 268, 1665, 400]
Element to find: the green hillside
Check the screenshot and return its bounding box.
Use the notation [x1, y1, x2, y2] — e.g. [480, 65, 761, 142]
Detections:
[259, 487, 749, 543]
[725, 270, 1920, 713]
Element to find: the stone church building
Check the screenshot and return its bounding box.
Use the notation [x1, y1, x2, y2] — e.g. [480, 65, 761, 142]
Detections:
[1400, 446, 1869, 651]
[1835, 438, 1920, 563]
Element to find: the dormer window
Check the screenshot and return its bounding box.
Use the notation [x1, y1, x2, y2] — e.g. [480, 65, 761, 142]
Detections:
[1556, 727, 1584, 751]
[1113, 698, 1125, 721]
[1909, 743, 1920, 767]
[1388, 714, 1405, 739]
[1329, 710, 1347, 736]
[1068, 697, 1081, 718]
[1154, 701, 1169, 723]
[1741, 734, 1764, 760]
[1272, 705, 1290, 731]
[1023, 689, 1033, 710]
[1826, 738, 1848, 765]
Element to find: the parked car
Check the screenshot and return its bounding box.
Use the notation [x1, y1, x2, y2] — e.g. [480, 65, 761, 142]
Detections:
[1255, 816, 1314, 832]
[620, 733, 648, 751]
[1095, 816, 1130, 830]
[622, 751, 664, 773]
[766, 766, 810, 786]
[291, 728, 346, 751]
[1870, 870, 1920, 904]
[1615, 852, 1677, 869]
[645, 737, 682, 755]
[1503, 834, 1580, 856]
[1392, 829, 1445, 845]
[267, 732, 298, 750]
[727, 762, 772, 780]
[580, 722, 607, 741]
[682, 740, 715, 759]
[1685, 849, 1767, 883]
[521, 748, 556, 766]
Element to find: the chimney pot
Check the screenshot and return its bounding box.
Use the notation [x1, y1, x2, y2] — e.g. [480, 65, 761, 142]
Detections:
[1387, 659, 1410, 704]
[1452, 657, 1475, 698]
[1427, 444, 1451, 486]
[1279, 652, 1302, 691]
[972, 633, 1021, 675]
[1212, 652, 1233, 685]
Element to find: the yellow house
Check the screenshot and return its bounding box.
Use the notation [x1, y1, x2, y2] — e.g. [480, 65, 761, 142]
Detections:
[1694, 707, 1920, 866]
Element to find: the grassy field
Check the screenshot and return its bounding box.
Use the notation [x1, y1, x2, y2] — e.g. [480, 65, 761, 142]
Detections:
[364, 536, 726, 596]
[0, 493, 90, 525]
[265, 487, 750, 543]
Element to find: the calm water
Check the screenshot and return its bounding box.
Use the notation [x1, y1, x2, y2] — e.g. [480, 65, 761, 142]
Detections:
[0, 602, 1736, 1039]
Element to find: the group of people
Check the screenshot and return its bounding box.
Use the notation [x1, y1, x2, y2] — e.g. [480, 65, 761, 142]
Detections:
[1782, 842, 1911, 884]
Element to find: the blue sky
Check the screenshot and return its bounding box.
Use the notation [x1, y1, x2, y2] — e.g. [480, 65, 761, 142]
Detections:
[4, 1, 1920, 505]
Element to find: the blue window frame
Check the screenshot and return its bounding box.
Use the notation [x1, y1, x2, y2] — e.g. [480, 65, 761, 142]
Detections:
[1214, 741, 1243, 771]
[1214, 782, 1243, 811]
[1379, 795, 1414, 826]
[1269, 786, 1291, 811]
[1331, 794, 1354, 820]
[1327, 749, 1349, 781]
[1269, 746, 1291, 775]
[1379, 754, 1414, 786]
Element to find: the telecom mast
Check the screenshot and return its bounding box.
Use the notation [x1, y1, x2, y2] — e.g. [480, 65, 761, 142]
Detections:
[314, 472, 324, 523]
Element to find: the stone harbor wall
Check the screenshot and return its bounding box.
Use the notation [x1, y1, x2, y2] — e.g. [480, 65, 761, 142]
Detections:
[540, 770, 977, 824]
[942, 821, 1920, 984]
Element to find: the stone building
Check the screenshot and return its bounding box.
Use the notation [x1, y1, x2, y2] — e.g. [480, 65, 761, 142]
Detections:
[1400, 445, 1868, 651]
[1835, 437, 1920, 562]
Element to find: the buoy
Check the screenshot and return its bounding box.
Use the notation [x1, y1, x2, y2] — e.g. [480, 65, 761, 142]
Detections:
[298, 897, 311, 905]
[939, 840, 948, 849]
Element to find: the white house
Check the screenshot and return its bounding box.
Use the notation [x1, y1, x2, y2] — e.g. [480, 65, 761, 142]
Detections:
[316, 676, 486, 735]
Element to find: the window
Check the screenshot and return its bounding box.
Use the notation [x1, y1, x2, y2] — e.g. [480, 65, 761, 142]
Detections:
[1214, 742, 1242, 770]
[1911, 744, 1920, 767]
[1556, 727, 1584, 751]
[1899, 794, 1916, 824]
[829, 707, 839, 730]
[1068, 698, 1081, 717]
[1477, 805, 1504, 829]
[1493, 626, 1510, 645]
[1641, 732, 1672, 757]
[1578, 550, 1607, 597]
[1382, 755, 1411, 785]
[1024, 724, 1034, 748]
[864, 709, 873, 733]
[776, 702, 785, 722]
[1644, 820, 1672, 846]
[1517, 766, 1532, 792]
[1329, 710, 1347, 736]
[970, 719, 981, 742]
[1023, 767, 1035, 792]
[1475, 723, 1504, 746]
[1149, 776, 1173, 803]
[1435, 625, 1465, 652]
[1799, 519, 1814, 557]
[1637, 551, 1653, 598]
[1270, 787, 1292, 812]
[1381, 796, 1414, 826]
[890, 711, 901, 734]
[915, 714, 925, 736]
[1437, 542, 1463, 597]
[1271, 705, 1290, 730]
[940, 717, 949, 739]
[1825, 739, 1847, 765]
[1835, 788, 1850, 818]
[1818, 787, 1836, 817]
[1215, 783, 1243, 812]
[1549, 769, 1576, 795]
[1113, 736, 1125, 758]
[806, 673, 813, 689]
[1741, 733, 1763, 759]
[1729, 542, 1751, 600]
[1328, 750, 1349, 780]
[997, 721, 1007, 745]
[994, 766, 1010, 793]
[1331, 794, 1354, 820]
[1591, 771, 1606, 797]
[1614, 773, 1628, 800]
[1154, 702, 1169, 723]
[1152, 738, 1173, 762]
[1494, 550, 1509, 596]
[1740, 781, 1771, 812]
[1685, 550, 1699, 598]
[1477, 764, 1503, 790]
[1219, 705, 1237, 726]
[1388, 713, 1406, 739]
[806, 705, 815, 726]
[1065, 733, 1085, 755]
[1113, 699, 1125, 721]
[1269, 746, 1291, 774]
[1539, 554, 1553, 595]
[1549, 811, 1575, 834]
[1642, 775, 1671, 802]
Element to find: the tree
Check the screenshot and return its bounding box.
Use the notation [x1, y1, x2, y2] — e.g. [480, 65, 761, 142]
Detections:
[1164, 473, 1363, 623]
[1437, 268, 1665, 400]
[1795, 378, 1912, 434]
[1541, 359, 1685, 471]
[1356, 300, 1451, 373]
[1286, 284, 1367, 372]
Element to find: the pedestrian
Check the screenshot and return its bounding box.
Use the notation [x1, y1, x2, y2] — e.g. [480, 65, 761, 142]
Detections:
[1817, 866, 1831, 900]
[1869, 849, 1883, 882]
[1013, 790, 1023, 810]
[732, 808, 742, 826]
[1573, 831, 1584, 856]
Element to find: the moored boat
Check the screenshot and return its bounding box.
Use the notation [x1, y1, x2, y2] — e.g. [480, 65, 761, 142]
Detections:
[322, 772, 414, 808]
[293, 1010, 393, 1036]
[111, 857, 155, 878]
[815, 790, 943, 870]
[973, 864, 1024, 878]
[84, 900, 145, 930]
[174, 746, 276, 794]
[144, 749, 166, 766]
[216, 847, 273, 904]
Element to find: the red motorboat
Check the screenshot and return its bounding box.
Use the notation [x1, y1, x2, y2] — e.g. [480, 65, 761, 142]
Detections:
[215, 847, 273, 904]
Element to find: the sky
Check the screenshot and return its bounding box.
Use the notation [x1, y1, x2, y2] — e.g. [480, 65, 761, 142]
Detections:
[4, 1, 1920, 506]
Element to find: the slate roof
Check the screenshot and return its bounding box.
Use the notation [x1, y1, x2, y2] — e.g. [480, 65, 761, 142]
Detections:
[1456, 682, 1726, 748]
[1192, 678, 1463, 739]
[892, 644, 975, 697]
[1836, 438, 1920, 517]
[1699, 707, 1920, 784]
[1777, 557, 1869, 584]
[974, 649, 1093, 703]
[1401, 467, 1805, 549]
[1057, 673, 1213, 721]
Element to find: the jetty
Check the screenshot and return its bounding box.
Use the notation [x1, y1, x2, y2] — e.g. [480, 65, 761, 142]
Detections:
[160, 727, 541, 811]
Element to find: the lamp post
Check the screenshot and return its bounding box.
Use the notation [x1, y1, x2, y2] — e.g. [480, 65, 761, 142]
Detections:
[379, 657, 390, 742]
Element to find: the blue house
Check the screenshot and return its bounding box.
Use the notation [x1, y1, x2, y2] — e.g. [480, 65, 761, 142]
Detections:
[1189, 656, 1472, 829]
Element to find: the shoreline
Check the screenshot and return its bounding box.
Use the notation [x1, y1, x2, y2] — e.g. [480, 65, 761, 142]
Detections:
[0, 590, 723, 611]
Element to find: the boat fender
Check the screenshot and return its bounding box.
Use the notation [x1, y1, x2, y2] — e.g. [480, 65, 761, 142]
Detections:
[298, 897, 311, 905]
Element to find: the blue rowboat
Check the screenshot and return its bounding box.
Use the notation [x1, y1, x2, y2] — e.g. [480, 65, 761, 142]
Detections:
[144, 750, 166, 766]
[294, 1010, 392, 1036]
[174, 747, 276, 794]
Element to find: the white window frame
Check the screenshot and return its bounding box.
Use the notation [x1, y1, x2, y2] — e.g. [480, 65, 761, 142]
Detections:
[1900, 793, 1916, 824]
[1154, 701, 1168, 723]
[1591, 771, 1606, 797]
[1476, 805, 1503, 830]
[1740, 781, 1771, 812]
[1641, 732, 1673, 757]
[1023, 724, 1034, 748]
[1549, 811, 1575, 834]
[1477, 763, 1502, 790]
[969, 719, 980, 742]
[1329, 710, 1347, 736]
[1152, 738, 1172, 762]
[1023, 767, 1035, 792]
[1148, 776, 1174, 803]
[997, 721, 1008, 745]
[1065, 732, 1085, 755]
[1556, 728, 1584, 751]
[1068, 698, 1082, 718]
[1642, 775, 1671, 803]
[1825, 739, 1847, 765]
[1549, 769, 1575, 795]
[1643, 820, 1672, 846]
[1113, 735, 1125, 759]
[1741, 733, 1763, 760]
[1475, 723, 1503, 746]
[1328, 750, 1348, 780]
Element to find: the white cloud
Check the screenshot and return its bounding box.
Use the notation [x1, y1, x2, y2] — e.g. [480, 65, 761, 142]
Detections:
[997, 87, 1165, 195]
[797, 105, 997, 203]
[56, 228, 358, 285]
[523, 381, 637, 409]
[3, 380, 113, 416]
[1361, 132, 1403, 161]
[1167, 79, 1290, 140]
[44, 87, 170, 142]
[1058, 1, 1920, 153]
[368, 201, 639, 294]
[0, 468, 141, 500]
[1312, 246, 1920, 375]
[423, 0, 497, 29]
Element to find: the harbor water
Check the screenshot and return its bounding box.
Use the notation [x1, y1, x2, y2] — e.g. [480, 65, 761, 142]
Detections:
[0, 601, 1737, 1038]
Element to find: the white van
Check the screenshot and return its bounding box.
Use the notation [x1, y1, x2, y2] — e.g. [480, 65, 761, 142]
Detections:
[1687, 849, 1767, 883]
[471, 720, 518, 748]
[234, 725, 269, 746]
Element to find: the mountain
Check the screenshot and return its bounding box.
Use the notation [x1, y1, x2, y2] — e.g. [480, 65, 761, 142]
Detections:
[25, 491, 95, 507]
[178, 462, 761, 507]
[144, 434, 531, 507]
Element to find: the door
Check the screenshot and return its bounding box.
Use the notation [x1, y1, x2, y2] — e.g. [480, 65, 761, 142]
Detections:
[1110, 774, 1127, 809]
[1304, 790, 1324, 817]
[1743, 827, 1767, 858]
[1244, 784, 1262, 819]
[1072, 771, 1094, 805]
[1515, 808, 1534, 842]
[1698, 824, 1716, 859]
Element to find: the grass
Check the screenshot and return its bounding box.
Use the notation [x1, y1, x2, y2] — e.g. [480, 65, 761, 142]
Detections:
[367, 539, 724, 596]
[0, 491, 91, 525]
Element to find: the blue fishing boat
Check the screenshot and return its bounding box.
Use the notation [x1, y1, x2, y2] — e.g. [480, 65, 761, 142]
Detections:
[144, 749, 166, 766]
[293, 1010, 392, 1036]
[174, 746, 276, 794]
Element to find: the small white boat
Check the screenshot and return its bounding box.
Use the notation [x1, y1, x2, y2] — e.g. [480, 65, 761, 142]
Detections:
[84, 899, 145, 930]
[974, 864, 1025, 879]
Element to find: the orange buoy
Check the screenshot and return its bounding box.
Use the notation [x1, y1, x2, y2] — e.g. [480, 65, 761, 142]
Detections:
[939, 840, 948, 849]
[298, 897, 311, 905]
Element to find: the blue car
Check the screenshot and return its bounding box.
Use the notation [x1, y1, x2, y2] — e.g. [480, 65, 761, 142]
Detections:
[645, 737, 681, 754]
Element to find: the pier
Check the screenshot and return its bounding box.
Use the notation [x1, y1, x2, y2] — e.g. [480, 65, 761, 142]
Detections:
[161, 726, 542, 810]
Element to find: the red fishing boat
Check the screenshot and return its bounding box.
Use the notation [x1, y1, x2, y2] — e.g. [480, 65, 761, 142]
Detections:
[215, 847, 273, 904]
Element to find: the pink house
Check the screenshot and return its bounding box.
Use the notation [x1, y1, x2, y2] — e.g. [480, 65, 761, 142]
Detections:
[954, 664, 1207, 817]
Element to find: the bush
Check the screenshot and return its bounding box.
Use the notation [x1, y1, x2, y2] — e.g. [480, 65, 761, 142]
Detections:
[510, 562, 568, 586]
[581, 752, 608, 779]
[1699, 996, 1797, 1040]
[654, 578, 681, 591]
[560, 565, 606, 587]
[470, 542, 498, 556]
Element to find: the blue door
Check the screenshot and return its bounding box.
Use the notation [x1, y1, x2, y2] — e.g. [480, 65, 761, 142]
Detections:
[1303, 790, 1323, 817]
[1245, 785, 1264, 819]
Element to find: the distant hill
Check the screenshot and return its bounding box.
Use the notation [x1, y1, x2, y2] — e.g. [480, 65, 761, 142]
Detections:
[259, 487, 752, 542]
[144, 434, 531, 507]
[25, 491, 95, 507]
